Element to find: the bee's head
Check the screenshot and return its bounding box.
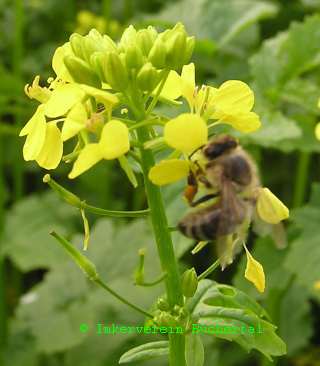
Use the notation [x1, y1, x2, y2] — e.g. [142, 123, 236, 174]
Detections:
[203, 135, 238, 160]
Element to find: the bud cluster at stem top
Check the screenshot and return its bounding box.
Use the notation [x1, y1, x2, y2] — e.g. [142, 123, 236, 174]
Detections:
[65, 23, 195, 93]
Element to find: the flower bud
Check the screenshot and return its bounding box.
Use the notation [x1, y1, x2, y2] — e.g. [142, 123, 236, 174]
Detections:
[137, 62, 160, 92]
[69, 33, 85, 59]
[166, 31, 187, 71]
[125, 43, 144, 70]
[102, 52, 129, 91]
[64, 55, 101, 87]
[102, 34, 117, 52]
[184, 36, 195, 64]
[90, 52, 107, 82]
[118, 25, 137, 52]
[181, 268, 198, 298]
[148, 38, 166, 69]
[136, 28, 157, 56]
[50, 231, 98, 280]
[157, 297, 170, 311]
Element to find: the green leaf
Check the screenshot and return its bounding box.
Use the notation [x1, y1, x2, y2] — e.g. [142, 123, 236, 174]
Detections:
[119, 341, 169, 364]
[187, 280, 286, 359]
[185, 334, 204, 366]
[153, 0, 278, 46]
[0, 192, 77, 271]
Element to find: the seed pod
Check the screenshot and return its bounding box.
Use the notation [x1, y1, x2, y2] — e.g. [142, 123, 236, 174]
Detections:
[125, 43, 144, 70]
[148, 38, 166, 69]
[102, 52, 129, 91]
[64, 55, 101, 87]
[181, 268, 198, 298]
[137, 62, 160, 92]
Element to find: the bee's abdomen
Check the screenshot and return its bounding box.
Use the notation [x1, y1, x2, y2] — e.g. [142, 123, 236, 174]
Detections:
[178, 208, 222, 241]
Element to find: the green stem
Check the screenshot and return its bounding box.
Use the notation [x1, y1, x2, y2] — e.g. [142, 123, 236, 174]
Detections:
[292, 152, 311, 208]
[137, 126, 186, 366]
[146, 70, 170, 116]
[137, 273, 167, 287]
[94, 278, 154, 319]
[198, 259, 220, 281]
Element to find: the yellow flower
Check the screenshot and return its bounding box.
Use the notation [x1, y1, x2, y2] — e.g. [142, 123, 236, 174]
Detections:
[164, 113, 208, 153]
[52, 42, 74, 82]
[208, 80, 261, 133]
[314, 280, 320, 290]
[256, 187, 289, 224]
[148, 159, 190, 186]
[69, 120, 130, 179]
[244, 244, 265, 293]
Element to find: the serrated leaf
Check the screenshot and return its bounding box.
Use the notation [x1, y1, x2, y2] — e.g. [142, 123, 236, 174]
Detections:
[185, 334, 204, 366]
[119, 341, 169, 364]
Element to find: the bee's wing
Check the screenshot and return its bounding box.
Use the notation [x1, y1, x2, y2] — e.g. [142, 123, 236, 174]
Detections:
[216, 179, 246, 269]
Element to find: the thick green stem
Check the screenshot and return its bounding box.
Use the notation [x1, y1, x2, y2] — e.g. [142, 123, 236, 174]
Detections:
[292, 151, 311, 208]
[137, 126, 186, 366]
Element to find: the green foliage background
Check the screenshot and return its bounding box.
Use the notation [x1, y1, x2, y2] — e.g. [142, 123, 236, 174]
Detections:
[1, 0, 320, 365]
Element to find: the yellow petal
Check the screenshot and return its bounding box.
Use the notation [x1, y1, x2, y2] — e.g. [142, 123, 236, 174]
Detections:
[62, 102, 87, 141]
[69, 144, 102, 179]
[36, 122, 63, 170]
[212, 80, 254, 115]
[164, 113, 208, 153]
[256, 187, 289, 224]
[99, 120, 130, 160]
[148, 159, 190, 186]
[79, 84, 119, 106]
[22, 106, 47, 161]
[181, 63, 195, 108]
[159, 70, 182, 100]
[220, 111, 261, 133]
[52, 42, 74, 82]
[315, 122, 320, 140]
[244, 244, 265, 293]
[44, 84, 85, 118]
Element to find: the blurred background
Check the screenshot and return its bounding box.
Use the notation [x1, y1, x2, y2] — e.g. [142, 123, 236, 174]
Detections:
[1, 0, 320, 365]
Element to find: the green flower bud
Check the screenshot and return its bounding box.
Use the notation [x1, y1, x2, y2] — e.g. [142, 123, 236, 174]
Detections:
[63, 55, 101, 87]
[102, 34, 117, 52]
[136, 29, 156, 56]
[137, 62, 160, 92]
[90, 52, 107, 82]
[119, 25, 137, 52]
[125, 43, 144, 70]
[148, 38, 166, 69]
[166, 31, 187, 71]
[69, 33, 85, 59]
[155, 311, 178, 327]
[102, 52, 129, 91]
[157, 297, 170, 311]
[184, 36, 195, 64]
[50, 231, 98, 280]
[181, 268, 198, 298]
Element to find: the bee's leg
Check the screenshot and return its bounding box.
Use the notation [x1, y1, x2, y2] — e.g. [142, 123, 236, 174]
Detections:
[190, 193, 220, 207]
[184, 172, 198, 206]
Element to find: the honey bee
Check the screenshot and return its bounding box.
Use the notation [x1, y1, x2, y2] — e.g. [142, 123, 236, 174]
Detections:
[177, 135, 261, 266]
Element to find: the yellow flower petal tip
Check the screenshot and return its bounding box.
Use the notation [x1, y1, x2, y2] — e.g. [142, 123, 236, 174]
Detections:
[244, 245, 265, 293]
[99, 120, 130, 160]
[257, 187, 289, 224]
[148, 159, 190, 186]
[315, 122, 320, 141]
[164, 113, 208, 153]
